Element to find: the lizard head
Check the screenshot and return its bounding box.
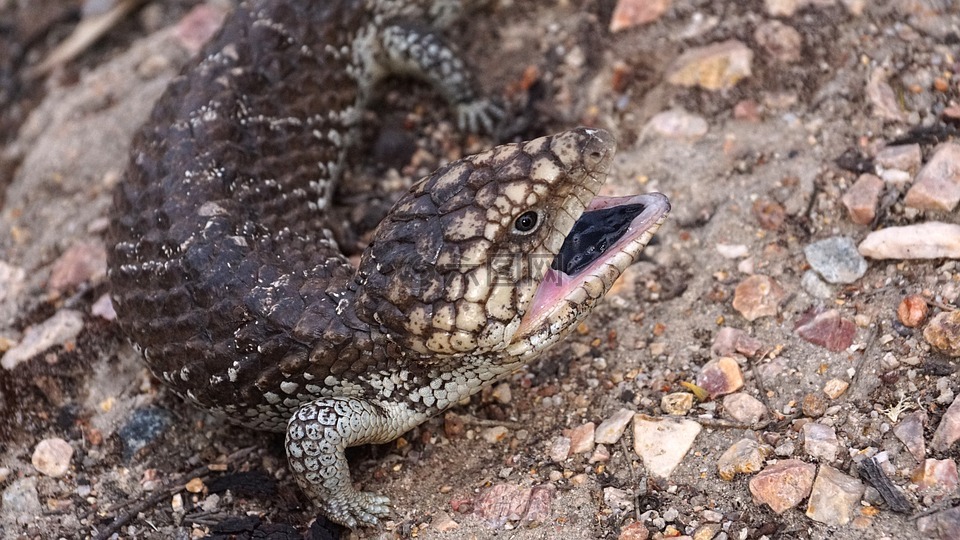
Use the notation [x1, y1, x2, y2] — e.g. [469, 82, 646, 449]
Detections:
[355, 128, 670, 362]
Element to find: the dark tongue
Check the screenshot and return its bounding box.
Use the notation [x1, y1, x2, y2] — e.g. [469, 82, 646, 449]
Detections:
[551, 203, 647, 275]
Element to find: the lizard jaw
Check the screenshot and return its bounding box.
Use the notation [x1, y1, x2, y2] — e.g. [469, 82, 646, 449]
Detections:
[512, 192, 671, 349]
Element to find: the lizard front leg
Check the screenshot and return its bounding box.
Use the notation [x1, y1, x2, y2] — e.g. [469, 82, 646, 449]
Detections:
[285, 397, 425, 528]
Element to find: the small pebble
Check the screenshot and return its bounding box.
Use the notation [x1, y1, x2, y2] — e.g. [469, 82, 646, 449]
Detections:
[800, 270, 833, 299]
[866, 69, 906, 122]
[618, 522, 650, 540]
[661, 392, 694, 415]
[483, 426, 509, 444]
[119, 407, 172, 461]
[802, 423, 839, 462]
[548, 436, 571, 462]
[609, 0, 671, 32]
[693, 523, 722, 540]
[644, 109, 708, 140]
[795, 308, 856, 352]
[822, 379, 849, 400]
[732, 275, 786, 321]
[604, 487, 634, 512]
[931, 395, 960, 452]
[47, 240, 107, 293]
[875, 144, 921, 172]
[633, 415, 701, 478]
[912, 458, 959, 501]
[590, 444, 611, 463]
[749, 459, 815, 513]
[432, 511, 460, 532]
[566, 422, 595, 455]
[894, 410, 927, 461]
[924, 310, 960, 357]
[666, 40, 753, 91]
[803, 236, 867, 284]
[185, 477, 204, 493]
[897, 295, 929, 328]
[90, 293, 117, 320]
[859, 222, 960, 259]
[801, 393, 827, 418]
[1, 310, 84, 370]
[715, 244, 749, 259]
[904, 142, 960, 211]
[696, 357, 744, 399]
[474, 483, 535, 526]
[711, 327, 763, 358]
[805, 465, 865, 526]
[722, 393, 767, 425]
[595, 408, 635, 445]
[32, 438, 73, 477]
[717, 438, 771, 481]
[491, 383, 512, 404]
[841, 173, 884, 225]
[917, 505, 960, 538]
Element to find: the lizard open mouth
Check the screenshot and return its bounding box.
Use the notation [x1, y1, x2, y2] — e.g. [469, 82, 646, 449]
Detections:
[516, 192, 671, 341]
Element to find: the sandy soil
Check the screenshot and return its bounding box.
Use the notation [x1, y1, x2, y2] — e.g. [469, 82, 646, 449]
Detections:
[1, 1, 958, 539]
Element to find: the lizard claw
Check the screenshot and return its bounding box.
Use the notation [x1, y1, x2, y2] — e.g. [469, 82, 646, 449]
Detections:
[457, 98, 505, 134]
[321, 491, 391, 529]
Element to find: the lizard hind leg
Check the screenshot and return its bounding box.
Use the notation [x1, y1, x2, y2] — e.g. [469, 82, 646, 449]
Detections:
[285, 397, 395, 528]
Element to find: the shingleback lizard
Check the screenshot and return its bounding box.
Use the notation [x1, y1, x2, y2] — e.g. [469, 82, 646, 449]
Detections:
[107, 0, 670, 528]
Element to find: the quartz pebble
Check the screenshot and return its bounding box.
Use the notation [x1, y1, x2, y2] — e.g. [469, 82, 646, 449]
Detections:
[693, 523, 721, 540]
[898, 295, 929, 328]
[866, 69, 906, 122]
[566, 422, 595, 455]
[894, 410, 927, 462]
[841, 173, 884, 225]
[715, 243, 749, 259]
[912, 458, 959, 501]
[47, 240, 107, 293]
[875, 144, 921, 172]
[805, 465, 865, 526]
[717, 438, 771, 480]
[794, 308, 856, 352]
[858, 222, 960, 259]
[905, 143, 960, 211]
[722, 393, 767, 424]
[924, 311, 960, 357]
[696, 356, 744, 399]
[732, 275, 785, 321]
[549, 436, 572, 462]
[803, 236, 867, 284]
[431, 512, 460, 532]
[932, 395, 960, 452]
[748, 459, 816, 513]
[1, 310, 84, 370]
[595, 408, 635, 445]
[490, 383, 512, 404]
[822, 379, 849, 400]
[31, 438, 73, 477]
[711, 327, 762, 358]
[633, 415, 701, 478]
[661, 392, 694, 415]
[483, 426, 509, 444]
[609, 0, 671, 32]
[644, 109, 708, 140]
[590, 444, 610, 463]
[802, 423, 839, 462]
[666, 40, 753, 91]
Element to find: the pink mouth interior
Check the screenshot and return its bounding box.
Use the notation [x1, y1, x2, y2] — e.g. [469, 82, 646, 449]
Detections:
[519, 192, 670, 336]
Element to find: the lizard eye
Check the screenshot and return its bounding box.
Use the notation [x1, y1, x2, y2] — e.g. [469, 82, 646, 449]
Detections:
[513, 211, 540, 234]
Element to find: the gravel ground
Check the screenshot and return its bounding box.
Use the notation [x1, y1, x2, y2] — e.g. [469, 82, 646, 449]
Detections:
[2, 1, 960, 539]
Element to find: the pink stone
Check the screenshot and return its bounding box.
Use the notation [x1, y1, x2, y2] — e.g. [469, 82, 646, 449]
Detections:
[794, 308, 856, 352]
[875, 144, 922, 173]
[749, 459, 816, 513]
[905, 143, 960, 211]
[610, 0, 672, 32]
[47, 240, 107, 293]
[894, 410, 926, 462]
[924, 310, 960, 357]
[841, 173, 884, 225]
[697, 357, 744, 399]
[912, 459, 959, 501]
[723, 393, 768, 425]
[732, 275, 786, 321]
[711, 327, 763, 358]
[805, 465, 865, 526]
[565, 422, 596, 455]
[717, 438, 771, 481]
[932, 395, 960, 452]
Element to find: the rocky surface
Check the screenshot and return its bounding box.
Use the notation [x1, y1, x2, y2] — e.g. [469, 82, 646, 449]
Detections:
[2, 0, 960, 539]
